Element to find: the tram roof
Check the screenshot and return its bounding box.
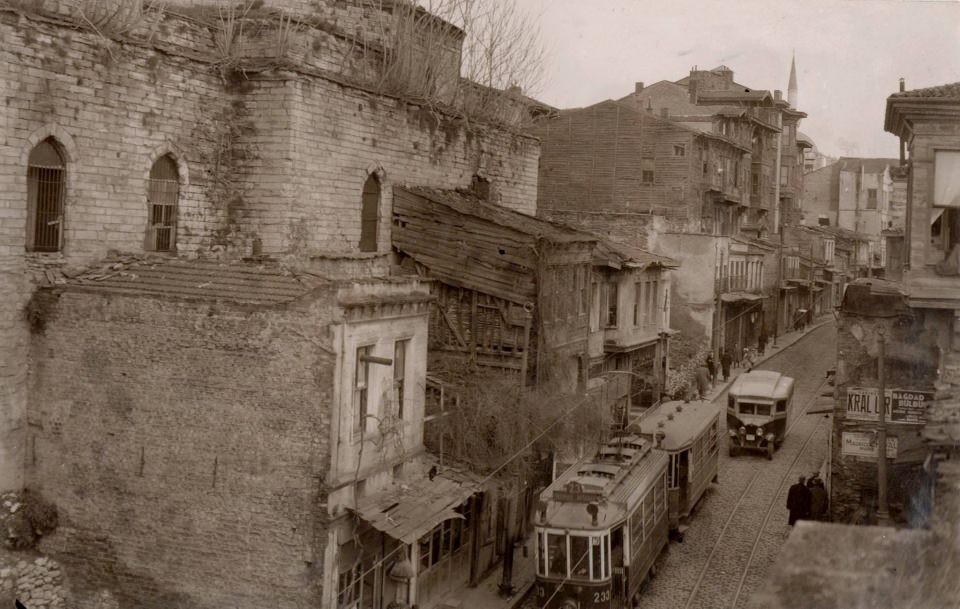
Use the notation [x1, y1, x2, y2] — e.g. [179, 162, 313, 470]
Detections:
[728, 370, 795, 401]
[634, 399, 721, 451]
[538, 439, 668, 530]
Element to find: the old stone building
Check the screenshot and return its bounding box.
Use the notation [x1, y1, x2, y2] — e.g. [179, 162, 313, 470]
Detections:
[0, 1, 546, 608]
[533, 63, 808, 362]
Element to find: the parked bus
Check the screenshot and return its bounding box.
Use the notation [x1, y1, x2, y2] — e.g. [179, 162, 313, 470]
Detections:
[533, 435, 669, 608]
[727, 370, 795, 459]
[632, 399, 720, 531]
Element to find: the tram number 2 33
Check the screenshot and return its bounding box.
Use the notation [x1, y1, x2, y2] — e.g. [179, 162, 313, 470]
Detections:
[535, 585, 610, 604]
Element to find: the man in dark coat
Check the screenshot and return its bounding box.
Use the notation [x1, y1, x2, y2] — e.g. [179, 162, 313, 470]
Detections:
[719, 349, 733, 381]
[809, 478, 828, 521]
[695, 364, 711, 400]
[786, 475, 811, 525]
[706, 354, 717, 384]
[758, 330, 768, 355]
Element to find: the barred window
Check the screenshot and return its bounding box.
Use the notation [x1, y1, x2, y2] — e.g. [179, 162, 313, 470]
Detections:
[146, 155, 179, 252]
[360, 174, 380, 252]
[27, 138, 66, 252]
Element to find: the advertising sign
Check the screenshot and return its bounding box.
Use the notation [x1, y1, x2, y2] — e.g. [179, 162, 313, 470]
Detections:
[841, 431, 898, 459]
[845, 387, 932, 424]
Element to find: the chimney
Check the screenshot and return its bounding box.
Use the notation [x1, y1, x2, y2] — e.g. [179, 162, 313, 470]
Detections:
[660, 107, 669, 119]
[635, 81, 645, 95]
[689, 78, 699, 104]
[899, 78, 905, 92]
[774, 89, 782, 101]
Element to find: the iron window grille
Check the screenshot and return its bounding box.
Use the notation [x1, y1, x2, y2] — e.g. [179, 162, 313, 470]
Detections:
[147, 155, 179, 252]
[27, 138, 66, 252]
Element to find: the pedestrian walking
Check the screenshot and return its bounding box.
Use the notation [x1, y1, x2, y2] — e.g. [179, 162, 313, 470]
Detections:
[787, 475, 812, 525]
[706, 354, 717, 385]
[695, 364, 711, 400]
[758, 329, 768, 355]
[719, 349, 732, 381]
[810, 478, 828, 521]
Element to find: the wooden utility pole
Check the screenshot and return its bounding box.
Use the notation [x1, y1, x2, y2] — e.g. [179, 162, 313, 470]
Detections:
[876, 328, 891, 525]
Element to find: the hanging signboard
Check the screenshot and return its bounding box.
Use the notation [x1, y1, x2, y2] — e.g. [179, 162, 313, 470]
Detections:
[841, 431, 898, 459]
[845, 387, 933, 424]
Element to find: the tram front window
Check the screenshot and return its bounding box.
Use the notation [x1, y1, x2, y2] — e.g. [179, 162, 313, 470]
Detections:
[570, 536, 590, 578]
[547, 533, 567, 577]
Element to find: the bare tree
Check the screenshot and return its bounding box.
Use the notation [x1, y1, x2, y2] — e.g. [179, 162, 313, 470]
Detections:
[351, 0, 547, 127]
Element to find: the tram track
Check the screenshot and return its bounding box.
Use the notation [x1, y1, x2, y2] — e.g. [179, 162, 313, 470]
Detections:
[682, 373, 831, 609]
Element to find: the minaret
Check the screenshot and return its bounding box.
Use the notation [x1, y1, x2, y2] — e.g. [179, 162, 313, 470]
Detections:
[788, 54, 798, 108]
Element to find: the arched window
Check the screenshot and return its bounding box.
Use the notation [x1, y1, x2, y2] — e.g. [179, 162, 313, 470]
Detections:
[26, 138, 66, 252]
[360, 174, 380, 252]
[146, 155, 179, 251]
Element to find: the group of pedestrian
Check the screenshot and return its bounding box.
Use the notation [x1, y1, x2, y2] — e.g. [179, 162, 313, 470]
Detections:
[786, 473, 829, 525]
[690, 329, 771, 401]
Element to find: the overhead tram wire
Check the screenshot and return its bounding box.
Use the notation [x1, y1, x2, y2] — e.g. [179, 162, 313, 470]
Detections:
[350, 391, 600, 588]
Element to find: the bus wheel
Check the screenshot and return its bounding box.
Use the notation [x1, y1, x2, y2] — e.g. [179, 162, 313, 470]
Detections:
[767, 443, 775, 460]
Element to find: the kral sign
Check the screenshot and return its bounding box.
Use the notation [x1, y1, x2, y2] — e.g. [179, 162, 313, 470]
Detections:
[841, 431, 898, 459]
[845, 387, 933, 425]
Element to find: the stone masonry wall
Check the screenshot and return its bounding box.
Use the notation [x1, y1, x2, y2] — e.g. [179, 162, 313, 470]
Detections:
[0, 8, 230, 491]
[25, 288, 336, 609]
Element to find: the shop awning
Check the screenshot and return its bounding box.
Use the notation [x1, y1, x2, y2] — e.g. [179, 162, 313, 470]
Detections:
[353, 466, 479, 544]
[721, 292, 763, 303]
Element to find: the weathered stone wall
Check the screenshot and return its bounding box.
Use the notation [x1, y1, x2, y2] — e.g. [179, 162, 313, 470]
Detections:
[234, 75, 540, 262]
[25, 287, 336, 609]
[830, 311, 942, 524]
[0, 1, 538, 489]
[0, 8, 230, 491]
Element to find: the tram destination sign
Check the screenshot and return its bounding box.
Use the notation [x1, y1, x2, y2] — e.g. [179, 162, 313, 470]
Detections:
[845, 387, 933, 424]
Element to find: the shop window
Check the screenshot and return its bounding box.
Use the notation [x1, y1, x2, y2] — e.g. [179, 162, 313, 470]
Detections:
[337, 561, 362, 609]
[360, 174, 380, 252]
[26, 138, 66, 252]
[146, 154, 179, 252]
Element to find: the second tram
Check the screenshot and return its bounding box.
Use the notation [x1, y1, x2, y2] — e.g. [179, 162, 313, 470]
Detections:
[632, 399, 721, 530]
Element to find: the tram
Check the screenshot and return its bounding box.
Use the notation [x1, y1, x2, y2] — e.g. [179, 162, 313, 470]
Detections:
[533, 435, 669, 608]
[632, 399, 721, 530]
[726, 370, 795, 459]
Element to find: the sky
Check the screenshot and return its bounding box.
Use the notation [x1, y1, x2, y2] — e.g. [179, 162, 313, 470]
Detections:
[514, 0, 960, 159]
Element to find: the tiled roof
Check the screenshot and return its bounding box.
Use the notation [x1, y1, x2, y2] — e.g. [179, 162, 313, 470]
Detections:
[399, 186, 594, 244]
[66, 256, 325, 304]
[593, 236, 678, 269]
[890, 82, 960, 99]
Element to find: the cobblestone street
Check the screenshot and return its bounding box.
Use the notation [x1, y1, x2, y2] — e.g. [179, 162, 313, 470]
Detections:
[639, 321, 837, 609]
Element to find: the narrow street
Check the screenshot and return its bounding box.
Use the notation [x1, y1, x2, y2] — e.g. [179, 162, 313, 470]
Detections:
[639, 321, 837, 609]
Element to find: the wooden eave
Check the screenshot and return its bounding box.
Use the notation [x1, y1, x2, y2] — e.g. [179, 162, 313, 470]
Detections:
[884, 98, 960, 138]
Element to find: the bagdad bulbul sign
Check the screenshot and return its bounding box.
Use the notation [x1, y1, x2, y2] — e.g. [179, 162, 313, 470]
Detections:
[845, 387, 933, 425]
